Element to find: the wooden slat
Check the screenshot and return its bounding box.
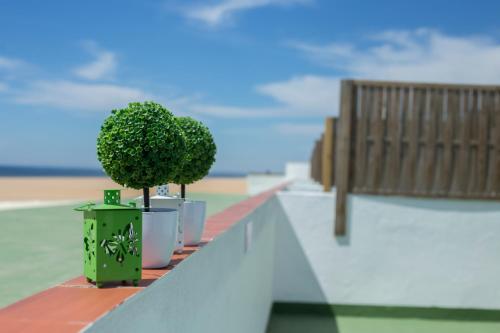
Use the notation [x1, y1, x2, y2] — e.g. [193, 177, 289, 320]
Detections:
[387, 87, 401, 192]
[458, 90, 472, 194]
[364, 88, 377, 192]
[310, 142, 314, 179]
[331, 119, 337, 186]
[311, 138, 322, 183]
[493, 92, 500, 195]
[399, 88, 411, 193]
[310, 140, 318, 181]
[369, 87, 385, 191]
[442, 89, 455, 193]
[335, 80, 354, 236]
[322, 118, 335, 192]
[477, 91, 489, 193]
[354, 86, 369, 190]
[406, 87, 419, 192]
[469, 90, 479, 194]
[316, 140, 321, 182]
[423, 88, 438, 193]
[313, 141, 317, 181]
[318, 134, 324, 184]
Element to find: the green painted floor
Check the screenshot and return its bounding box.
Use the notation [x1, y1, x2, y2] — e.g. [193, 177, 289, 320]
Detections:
[266, 305, 500, 333]
[0, 193, 247, 308]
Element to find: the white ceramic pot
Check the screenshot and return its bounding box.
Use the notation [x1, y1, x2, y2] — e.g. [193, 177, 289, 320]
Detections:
[150, 196, 184, 253]
[183, 200, 206, 246]
[142, 208, 178, 268]
[136, 193, 185, 253]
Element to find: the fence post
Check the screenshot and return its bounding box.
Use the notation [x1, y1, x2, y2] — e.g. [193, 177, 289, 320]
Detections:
[322, 117, 335, 192]
[310, 140, 317, 181]
[318, 134, 324, 184]
[331, 118, 337, 187]
[335, 80, 354, 236]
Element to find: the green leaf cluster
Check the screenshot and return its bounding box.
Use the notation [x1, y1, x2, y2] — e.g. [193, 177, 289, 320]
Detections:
[171, 116, 217, 185]
[97, 101, 186, 189]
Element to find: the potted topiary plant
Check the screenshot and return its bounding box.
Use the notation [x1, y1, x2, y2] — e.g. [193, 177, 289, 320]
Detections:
[97, 101, 186, 268]
[171, 116, 217, 245]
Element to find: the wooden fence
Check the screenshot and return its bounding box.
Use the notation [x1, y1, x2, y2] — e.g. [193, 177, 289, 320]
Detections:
[310, 118, 337, 191]
[330, 79, 500, 235]
[310, 135, 323, 183]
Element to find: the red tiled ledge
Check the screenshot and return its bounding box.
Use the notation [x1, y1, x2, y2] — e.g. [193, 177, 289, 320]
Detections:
[0, 183, 288, 333]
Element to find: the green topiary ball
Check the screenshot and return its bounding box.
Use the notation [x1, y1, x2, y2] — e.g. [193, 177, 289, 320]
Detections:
[171, 117, 217, 185]
[97, 101, 186, 189]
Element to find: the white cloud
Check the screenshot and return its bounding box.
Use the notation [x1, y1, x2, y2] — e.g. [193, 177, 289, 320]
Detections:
[291, 28, 500, 84]
[1, 43, 153, 112]
[274, 122, 323, 135]
[288, 41, 354, 69]
[185, 75, 339, 118]
[0, 56, 29, 81]
[73, 41, 117, 81]
[190, 29, 500, 118]
[0, 56, 23, 71]
[9, 29, 500, 119]
[15, 80, 152, 111]
[257, 75, 339, 115]
[183, 0, 311, 27]
[189, 104, 280, 118]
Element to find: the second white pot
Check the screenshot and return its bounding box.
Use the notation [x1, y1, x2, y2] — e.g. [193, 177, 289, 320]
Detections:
[183, 200, 206, 246]
[142, 208, 178, 268]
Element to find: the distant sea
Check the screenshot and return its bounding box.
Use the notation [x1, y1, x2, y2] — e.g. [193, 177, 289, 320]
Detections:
[0, 165, 246, 178]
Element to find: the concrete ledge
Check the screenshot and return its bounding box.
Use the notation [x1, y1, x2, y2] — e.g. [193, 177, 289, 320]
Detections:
[0, 184, 287, 333]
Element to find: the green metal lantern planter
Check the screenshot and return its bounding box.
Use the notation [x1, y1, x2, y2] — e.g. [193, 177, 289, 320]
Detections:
[75, 190, 142, 288]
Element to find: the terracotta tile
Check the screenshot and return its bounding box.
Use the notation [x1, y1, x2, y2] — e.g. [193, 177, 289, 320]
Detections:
[203, 224, 227, 232]
[201, 232, 220, 240]
[61, 275, 89, 287]
[204, 223, 229, 230]
[0, 286, 140, 332]
[0, 318, 87, 333]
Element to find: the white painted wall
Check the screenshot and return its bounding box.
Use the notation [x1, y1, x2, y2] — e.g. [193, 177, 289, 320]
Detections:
[246, 174, 286, 196]
[285, 162, 310, 181]
[86, 181, 500, 332]
[273, 187, 500, 310]
[86, 199, 280, 333]
[246, 162, 310, 195]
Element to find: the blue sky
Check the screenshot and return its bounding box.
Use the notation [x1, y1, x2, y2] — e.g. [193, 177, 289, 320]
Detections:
[1, 0, 500, 173]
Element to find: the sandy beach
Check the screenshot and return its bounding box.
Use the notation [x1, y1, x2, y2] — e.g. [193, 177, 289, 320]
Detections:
[0, 177, 247, 202]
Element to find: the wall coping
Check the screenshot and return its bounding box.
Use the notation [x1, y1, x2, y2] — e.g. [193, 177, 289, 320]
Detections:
[0, 184, 288, 333]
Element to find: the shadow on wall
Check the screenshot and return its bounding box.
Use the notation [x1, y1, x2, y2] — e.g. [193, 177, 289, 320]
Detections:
[270, 195, 340, 332]
[337, 192, 351, 246]
[336, 191, 500, 247]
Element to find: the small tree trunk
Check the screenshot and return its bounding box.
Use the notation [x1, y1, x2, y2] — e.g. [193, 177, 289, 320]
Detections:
[181, 184, 186, 200]
[143, 187, 150, 212]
